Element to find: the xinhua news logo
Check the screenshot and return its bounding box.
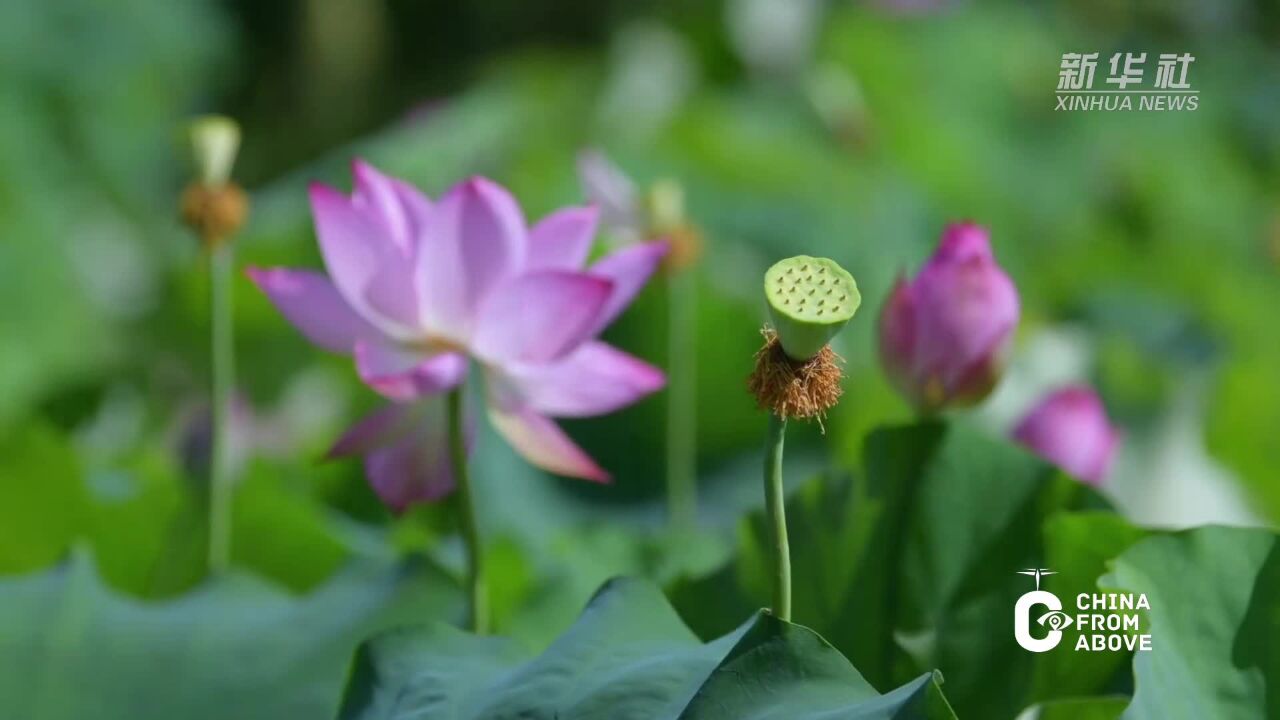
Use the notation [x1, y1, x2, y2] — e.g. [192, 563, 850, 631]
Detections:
[1056, 52, 1197, 112]
[1013, 569, 1154, 653]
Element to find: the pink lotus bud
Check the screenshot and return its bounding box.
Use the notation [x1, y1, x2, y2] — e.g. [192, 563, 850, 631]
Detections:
[878, 223, 1019, 411]
[1013, 386, 1120, 486]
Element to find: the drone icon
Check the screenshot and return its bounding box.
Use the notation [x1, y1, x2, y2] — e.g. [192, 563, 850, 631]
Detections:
[1017, 568, 1057, 591]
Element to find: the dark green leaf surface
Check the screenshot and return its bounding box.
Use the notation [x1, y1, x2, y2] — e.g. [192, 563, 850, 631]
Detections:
[0, 550, 459, 720]
[836, 422, 1114, 717]
[340, 576, 955, 719]
[1028, 696, 1128, 720]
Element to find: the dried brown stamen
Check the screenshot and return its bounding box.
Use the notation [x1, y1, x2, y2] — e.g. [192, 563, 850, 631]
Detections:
[181, 183, 248, 248]
[660, 224, 703, 273]
[747, 327, 844, 427]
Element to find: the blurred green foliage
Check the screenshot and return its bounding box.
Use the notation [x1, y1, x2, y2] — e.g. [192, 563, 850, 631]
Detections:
[0, 550, 459, 720]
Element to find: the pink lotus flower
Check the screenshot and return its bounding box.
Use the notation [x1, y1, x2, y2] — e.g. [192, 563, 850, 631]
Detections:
[249, 161, 667, 509]
[879, 222, 1019, 412]
[1013, 385, 1120, 486]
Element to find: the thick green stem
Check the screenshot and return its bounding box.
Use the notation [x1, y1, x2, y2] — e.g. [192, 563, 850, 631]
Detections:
[763, 413, 791, 620]
[665, 270, 698, 531]
[208, 243, 235, 574]
[447, 386, 487, 634]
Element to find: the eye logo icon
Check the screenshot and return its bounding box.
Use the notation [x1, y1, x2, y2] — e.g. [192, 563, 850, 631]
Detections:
[1038, 610, 1073, 631]
[1014, 569, 1065, 652]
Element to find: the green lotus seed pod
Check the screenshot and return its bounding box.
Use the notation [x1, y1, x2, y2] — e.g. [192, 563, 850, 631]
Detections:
[188, 115, 241, 187]
[764, 255, 860, 360]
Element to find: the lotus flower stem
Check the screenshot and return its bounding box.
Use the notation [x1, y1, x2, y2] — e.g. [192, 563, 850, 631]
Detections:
[763, 412, 791, 621]
[665, 270, 698, 530]
[749, 255, 860, 621]
[182, 115, 247, 575]
[447, 386, 488, 634]
[208, 243, 236, 573]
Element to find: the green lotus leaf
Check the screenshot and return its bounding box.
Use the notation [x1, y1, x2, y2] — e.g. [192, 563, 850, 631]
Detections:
[339, 575, 954, 719]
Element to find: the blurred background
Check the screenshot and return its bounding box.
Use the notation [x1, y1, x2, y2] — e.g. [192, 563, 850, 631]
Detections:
[1, 0, 1278, 714]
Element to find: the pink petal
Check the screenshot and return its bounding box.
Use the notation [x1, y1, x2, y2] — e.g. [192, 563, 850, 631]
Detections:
[310, 183, 418, 336]
[354, 340, 467, 401]
[577, 150, 642, 235]
[310, 184, 390, 311]
[912, 257, 1019, 393]
[364, 259, 423, 330]
[877, 276, 917, 400]
[487, 395, 609, 482]
[584, 240, 669, 335]
[364, 440, 457, 513]
[525, 206, 599, 271]
[327, 400, 463, 513]
[471, 271, 613, 364]
[415, 177, 527, 340]
[930, 222, 994, 264]
[351, 159, 432, 253]
[364, 442, 456, 512]
[246, 267, 377, 354]
[945, 351, 1006, 408]
[326, 403, 407, 459]
[496, 341, 665, 418]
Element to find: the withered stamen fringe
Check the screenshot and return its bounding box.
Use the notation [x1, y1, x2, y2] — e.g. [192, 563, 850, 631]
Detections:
[747, 327, 844, 429]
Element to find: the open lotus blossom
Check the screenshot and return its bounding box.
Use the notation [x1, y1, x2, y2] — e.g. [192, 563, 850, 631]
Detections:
[249, 161, 667, 509]
[879, 222, 1019, 412]
[1013, 385, 1120, 486]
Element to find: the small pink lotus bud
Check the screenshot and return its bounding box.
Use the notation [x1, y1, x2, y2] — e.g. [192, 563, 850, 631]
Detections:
[1013, 386, 1120, 486]
[878, 222, 1020, 411]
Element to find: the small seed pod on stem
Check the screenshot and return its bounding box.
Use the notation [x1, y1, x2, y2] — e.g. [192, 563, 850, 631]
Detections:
[181, 116, 249, 249]
[645, 180, 703, 531]
[579, 152, 704, 532]
[646, 179, 703, 273]
[747, 255, 860, 621]
[180, 115, 248, 575]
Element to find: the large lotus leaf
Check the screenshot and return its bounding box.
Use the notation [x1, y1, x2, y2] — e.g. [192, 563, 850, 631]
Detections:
[0, 550, 460, 720]
[339, 576, 955, 719]
[1102, 526, 1279, 720]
